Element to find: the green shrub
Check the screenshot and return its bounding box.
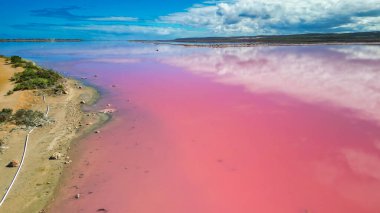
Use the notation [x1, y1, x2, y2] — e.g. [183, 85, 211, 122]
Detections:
[0, 108, 13, 123]
[52, 84, 66, 94]
[14, 78, 50, 91]
[13, 109, 45, 127]
[11, 68, 37, 82]
[9, 56, 24, 67]
[36, 69, 62, 85]
[6, 90, 14, 96]
[7, 56, 63, 93]
[10, 67, 63, 91]
[0, 138, 4, 153]
[24, 61, 39, 70]
[10, 56, 22, 64]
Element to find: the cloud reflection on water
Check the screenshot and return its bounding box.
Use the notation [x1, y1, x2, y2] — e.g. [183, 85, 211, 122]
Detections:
[158, 45, 380, 123]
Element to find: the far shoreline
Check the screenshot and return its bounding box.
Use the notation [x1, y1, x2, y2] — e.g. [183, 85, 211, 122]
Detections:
[0, 39, 82, 43]
[131, 31, 380, 48]
[132, 40, 380, 48]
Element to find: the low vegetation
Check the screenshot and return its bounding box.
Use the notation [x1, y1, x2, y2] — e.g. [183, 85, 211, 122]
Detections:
[0, 108, 13, 123]
[13, 109, 46, 127]
[10, 55, 23, 66]
[11, 67, 62, 91]
[0, 138, 5, 154]
[5, 55, 65, 94]
[6, 90, 14, 96]
[0, 108, 46, 127]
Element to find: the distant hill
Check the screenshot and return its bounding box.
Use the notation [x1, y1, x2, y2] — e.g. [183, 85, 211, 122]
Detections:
[0, 39, 82, 42]
[135, 32, 380, 45]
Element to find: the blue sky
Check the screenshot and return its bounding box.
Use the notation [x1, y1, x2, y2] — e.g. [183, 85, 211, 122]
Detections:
[1, 0, 379, 39]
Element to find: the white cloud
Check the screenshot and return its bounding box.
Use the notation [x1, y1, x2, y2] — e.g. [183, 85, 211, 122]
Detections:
[334, 16, 380, 32]
[160, 0, 380, 35]
[87, 16, 139, 22]
[64, 25, 183, 35]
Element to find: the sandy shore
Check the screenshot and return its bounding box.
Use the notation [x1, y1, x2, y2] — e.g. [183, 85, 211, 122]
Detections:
[0, 57, 109, 213]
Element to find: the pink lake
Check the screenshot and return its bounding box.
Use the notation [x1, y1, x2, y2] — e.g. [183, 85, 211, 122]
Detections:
[43, 44, 380, 213]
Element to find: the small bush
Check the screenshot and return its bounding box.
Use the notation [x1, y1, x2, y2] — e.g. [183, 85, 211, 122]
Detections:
[10, 56, 22, 64]
[0, 138, 5, 153]
[7, 56, 63, 94]
[13, 109, 45, 127]
[52, 84, 64, 95]
[14, 78, 50, 91]
[6, 90, 14, 96]
[24, 61, 38, 70]
[0, 108, 13, 123]
[11, 68, 38, 82]
[9, 56, 24, 67]
[10, 67, 62, 91]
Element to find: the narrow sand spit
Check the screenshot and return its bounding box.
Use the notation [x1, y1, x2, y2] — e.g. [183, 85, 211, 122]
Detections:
[0, 57, 108, 213]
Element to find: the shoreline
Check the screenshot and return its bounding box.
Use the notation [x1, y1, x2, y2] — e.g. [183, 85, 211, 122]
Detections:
[45, 79, 111, 213]
[0, 39, 82, 43]
[132, 31, 380, 48]
[133, 41, 380, 48]
[0, 57, 110, 212]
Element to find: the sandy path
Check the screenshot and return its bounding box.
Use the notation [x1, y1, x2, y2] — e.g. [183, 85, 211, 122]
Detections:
[0, 94, 50, 207]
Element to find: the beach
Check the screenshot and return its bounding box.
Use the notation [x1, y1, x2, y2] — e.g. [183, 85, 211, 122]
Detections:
[0, 57, 108, 213]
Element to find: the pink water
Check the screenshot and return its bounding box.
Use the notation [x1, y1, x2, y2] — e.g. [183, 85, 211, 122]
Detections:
[48, 44, 380, 213]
